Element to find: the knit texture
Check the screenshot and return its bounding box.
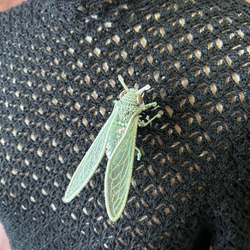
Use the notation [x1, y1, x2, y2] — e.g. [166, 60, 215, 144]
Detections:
[0, 0, 249, 249]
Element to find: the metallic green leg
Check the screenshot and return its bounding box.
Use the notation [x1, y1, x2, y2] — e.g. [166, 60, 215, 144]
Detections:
[138, 114, 161, 127]
[135, 147, 142, 161]
[142, 102, 157, 111]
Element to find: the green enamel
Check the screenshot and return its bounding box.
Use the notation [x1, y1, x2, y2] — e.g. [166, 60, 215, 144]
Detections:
[63, 75, 161, 222]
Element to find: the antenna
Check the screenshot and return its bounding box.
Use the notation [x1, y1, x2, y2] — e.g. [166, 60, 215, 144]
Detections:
[136, 84, 151, 95]
[118, 75, 129, 92]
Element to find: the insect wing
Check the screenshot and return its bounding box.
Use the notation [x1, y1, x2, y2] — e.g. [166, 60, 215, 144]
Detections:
[105, 114, 139, 221]
[63, 108, 118, 203]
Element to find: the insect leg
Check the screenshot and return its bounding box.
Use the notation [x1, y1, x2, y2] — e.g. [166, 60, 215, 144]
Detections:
[141, 102, 157, 111]
[138, 114, 161, 127]
[135, 147, 142, 161]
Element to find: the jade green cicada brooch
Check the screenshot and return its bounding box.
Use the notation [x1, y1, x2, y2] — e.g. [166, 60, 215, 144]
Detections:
[63, 75, 161, 221]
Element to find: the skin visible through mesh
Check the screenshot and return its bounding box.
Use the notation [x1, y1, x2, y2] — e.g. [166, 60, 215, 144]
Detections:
[0, 0, 249, 249]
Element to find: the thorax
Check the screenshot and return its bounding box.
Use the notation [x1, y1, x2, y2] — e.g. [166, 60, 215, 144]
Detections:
[105, 101, 139, 159]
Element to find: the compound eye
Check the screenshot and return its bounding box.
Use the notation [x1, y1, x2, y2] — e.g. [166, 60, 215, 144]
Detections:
[119, 90, 126, 99]
[137, 94, 143, 105]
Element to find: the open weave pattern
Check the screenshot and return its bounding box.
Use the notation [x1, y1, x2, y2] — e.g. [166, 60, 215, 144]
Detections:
[0, 0, 249, 249]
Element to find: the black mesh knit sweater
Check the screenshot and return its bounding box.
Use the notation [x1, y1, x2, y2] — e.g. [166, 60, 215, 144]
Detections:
[0, 0, 249, 249]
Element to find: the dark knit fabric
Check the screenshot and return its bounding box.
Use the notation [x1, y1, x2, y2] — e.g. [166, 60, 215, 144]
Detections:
[0, 0, 249, 249]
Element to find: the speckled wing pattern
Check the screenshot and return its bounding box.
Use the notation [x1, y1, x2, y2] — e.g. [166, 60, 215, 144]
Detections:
[63, 108, 118, 203]
[105, 114, 139, 221]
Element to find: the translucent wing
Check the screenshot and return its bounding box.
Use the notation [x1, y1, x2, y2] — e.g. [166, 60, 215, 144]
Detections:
[105, 114, 139, 221]
[63, 108, 118, 203]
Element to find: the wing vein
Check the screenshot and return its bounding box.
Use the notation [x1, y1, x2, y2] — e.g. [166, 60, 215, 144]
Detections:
[105, 114, 138, 221]
[63, 108, 118, 202]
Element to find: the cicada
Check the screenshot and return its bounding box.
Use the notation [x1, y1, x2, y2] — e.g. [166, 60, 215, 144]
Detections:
[63, 75, 161, 221]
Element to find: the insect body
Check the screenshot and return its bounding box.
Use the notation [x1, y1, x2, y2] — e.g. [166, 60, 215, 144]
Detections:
[63, 75, 161, 221]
